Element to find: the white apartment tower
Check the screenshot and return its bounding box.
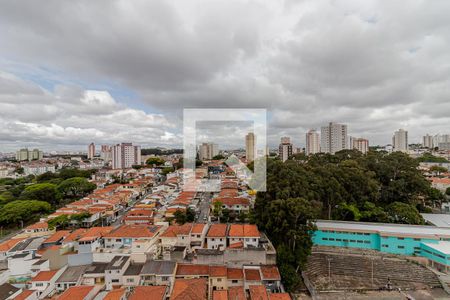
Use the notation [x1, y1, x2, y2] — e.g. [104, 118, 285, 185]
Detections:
[245, 133, 256, 162]
[88, 143, 95, 159]
[320, 122, 348, 154]
[278, 137, 293, 162]
[423, 134, 433, 148]
[306, 129, 320, 155]
[100, 145, 112, 162]
[393, 129, 408, 152]
[111, 143, 141, 169]
[198, 143, 219, 160]
[350, 137, 369, 154]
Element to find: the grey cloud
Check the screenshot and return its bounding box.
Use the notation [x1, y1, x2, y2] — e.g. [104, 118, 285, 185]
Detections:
[1, 0, 450, 149]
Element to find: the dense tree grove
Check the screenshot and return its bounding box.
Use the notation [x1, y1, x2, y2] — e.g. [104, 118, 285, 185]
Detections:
[0, 168, 98, 229]
[254, 150, 440, 291]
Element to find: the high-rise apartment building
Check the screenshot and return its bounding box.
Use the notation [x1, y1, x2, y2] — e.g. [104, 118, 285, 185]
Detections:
[15, 148, 43, 161]
[278, 137, 293, 162]
[423, 134, 433, 148]
[350, 137, 369, 154]
[198, 143, 219, 160]
[320, 122, 348, 154]
[111, 143, 141, 169]
[306, 129, 320, 155]
[88, 143, 95, 159]
[245, 133, 256, 162]
[100, 145, 112, 162]
[393, 129, 408, 152]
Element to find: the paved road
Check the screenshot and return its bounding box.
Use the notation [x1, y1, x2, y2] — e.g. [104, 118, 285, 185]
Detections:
[197, 192, 212, 223]
[110, 190, 153, 227]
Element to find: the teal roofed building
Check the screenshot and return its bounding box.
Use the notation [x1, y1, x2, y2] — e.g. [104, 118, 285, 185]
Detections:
[313, 219, 450, 274]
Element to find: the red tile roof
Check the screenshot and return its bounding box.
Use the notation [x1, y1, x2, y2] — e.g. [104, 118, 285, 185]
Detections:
[43, 230, 70, 244]
[58, 285, 95, 300]
[170, 278, 207, 300]
[191, 223, 206, 234]
[227, 268, 244, 280]
[207, 224, 228, 237]
[31, 270, 58, 282]
[260, 265, 281, 280]
[63, 228, 88, 243]
[213, 290, 228, 300]
[245, 269, 261, 281]
[209, 266, 227, 277]
[160, 223, 192, 238]
[249, 285, 269, 300]
[0, 238, 24, 252]
[104, 225, 160, 239]
[25, 221, 48, 230]
[104, 288, 126, 300]
[79, 226, 113, 241]
[214, 197, 249, 207]
[14, 289, 34, 300]
[176, 264, 210, 276]
[269, 293, 292, 300]
[228, 224, 259, 237]
[228, 287, 246, 300]
[129, 286, 166, 300]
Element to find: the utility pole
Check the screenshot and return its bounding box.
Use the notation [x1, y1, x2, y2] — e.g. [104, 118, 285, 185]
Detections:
[327, 257, 332, 285]
[371, 258, 374, 286]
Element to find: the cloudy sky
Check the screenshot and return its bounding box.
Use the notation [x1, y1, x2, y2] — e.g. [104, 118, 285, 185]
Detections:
[1, 0, 450, 152]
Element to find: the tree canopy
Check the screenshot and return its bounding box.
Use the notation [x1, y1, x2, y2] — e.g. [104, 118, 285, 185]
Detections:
[0, 200, 52, 226]
[57, 177, 96, 199]
[20, 183, 61, 206]
[254, 150, 436, 291]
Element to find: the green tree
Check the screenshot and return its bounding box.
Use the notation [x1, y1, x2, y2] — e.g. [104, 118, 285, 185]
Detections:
[386, 202, 424, 225]
[0, 200, 52, 226]
[47, 215, 70, 230]
[429, 165, 448, 175]
[212, 154, 225, 160]
[174, 209, 187, 225]
[57, 177, 96, 199]
[20, 183, 61, 206]
[213, 201, 223, 217]
[146, 157, 165, 166]
[185, 208, 195, 223]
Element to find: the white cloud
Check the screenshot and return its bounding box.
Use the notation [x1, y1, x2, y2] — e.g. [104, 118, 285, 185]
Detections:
[1, 0, 450, 149]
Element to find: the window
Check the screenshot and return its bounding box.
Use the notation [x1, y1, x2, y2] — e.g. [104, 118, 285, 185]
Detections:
[127, 278, 134, 283]
[350, 240, 356, 243]
[357, 240, 363, 243]
[398, 246, 405, 249]
[322, 238, 328, 241]
[397, 237, 404, 240]
[232, 280, 238, 284]
[329, 238, 335, 241]
[35, 283, 44, 287]
[116, 239, 122, 242]
[112, 279, 119, 283]
[336, 239, 342, 242]
[217, 278, 222, 282]
[364, 241, 370, 244]
[382, 244, 388, 248]
[413, 238, 421, 241]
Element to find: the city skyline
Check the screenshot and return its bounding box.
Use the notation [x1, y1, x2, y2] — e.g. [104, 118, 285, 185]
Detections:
[2, 1, 450, 151]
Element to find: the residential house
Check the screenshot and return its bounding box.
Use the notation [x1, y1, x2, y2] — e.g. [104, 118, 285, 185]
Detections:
[206, 224, 228, 250]
[170, 278, 207, 300]
[55, 265, 89, 293]
[228, 224, 260, 248]
[140, 260, 176, 287]
[104, 256, 131, 290]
